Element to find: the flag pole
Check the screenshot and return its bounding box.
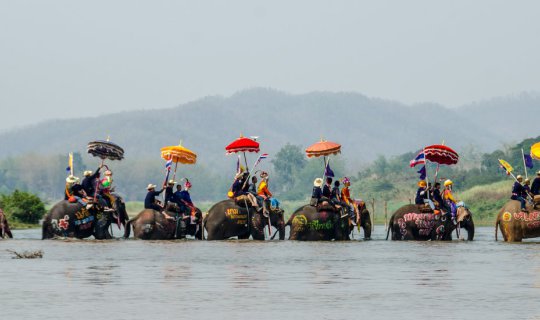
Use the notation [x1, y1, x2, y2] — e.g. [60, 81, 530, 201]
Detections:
[522, 148, 528, 179]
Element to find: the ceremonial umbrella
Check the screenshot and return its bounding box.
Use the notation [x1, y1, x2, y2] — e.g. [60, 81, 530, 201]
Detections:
[87, 138, 125, 199]
[87, 139, 125, 161]
[423, 144, 459, 166]
[161, 143, 197, 182]
[305, 139, 341, 179]
[225, 135, 260, 171]
[531, 142, 540, 160]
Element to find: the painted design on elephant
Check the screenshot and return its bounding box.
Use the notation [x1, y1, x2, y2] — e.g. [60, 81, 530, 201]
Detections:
[225, 208, 248, 225]
[403, 213, 435, 237]
[58, 215, 70, 230]
[502, 212, 512, 222]
[306, 220, 333, 231]
[513, 211, 540, 222]
[397, 218, 407, 239]
[292, 215, 308, 231]
[403, 213, 435, 222]
[526, 221, 540, 229]
[73, 209, 94, 230]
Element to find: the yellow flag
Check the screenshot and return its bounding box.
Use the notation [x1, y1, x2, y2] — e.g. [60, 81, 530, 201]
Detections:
[498, 159, 513, 173]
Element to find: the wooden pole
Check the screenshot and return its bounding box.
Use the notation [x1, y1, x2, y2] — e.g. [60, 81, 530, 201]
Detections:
[370, 198, 375, 231]
[384, 201, 388, 231]
[522, 148, 528, 179]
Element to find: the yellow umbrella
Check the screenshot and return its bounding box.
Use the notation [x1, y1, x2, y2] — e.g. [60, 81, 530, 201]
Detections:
[161, 145, 197, 164]
[531, 142, 540, 160]
[161, 143, 197, 183]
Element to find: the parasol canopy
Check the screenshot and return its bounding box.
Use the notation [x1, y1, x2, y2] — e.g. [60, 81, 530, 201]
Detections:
[161, 145, 197, 164]
[531, 142, 540, 160]
[306, 140, 341, 158]
[225, 136, 260, 154]
[423, 144, 459, 165]
[87, 140, 124, 161]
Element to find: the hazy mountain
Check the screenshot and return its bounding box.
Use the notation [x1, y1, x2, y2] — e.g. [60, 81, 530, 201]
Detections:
[0, 88, 537, 171]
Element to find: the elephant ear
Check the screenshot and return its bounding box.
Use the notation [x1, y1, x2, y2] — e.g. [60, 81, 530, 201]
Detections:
[456, 207, 469, 223]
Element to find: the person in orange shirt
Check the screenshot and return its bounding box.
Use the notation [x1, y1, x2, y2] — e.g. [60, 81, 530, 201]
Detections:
[257, 172, 280, 213]
[341, 177, 357, 222]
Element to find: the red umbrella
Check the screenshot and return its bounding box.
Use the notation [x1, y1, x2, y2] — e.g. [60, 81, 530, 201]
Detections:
[423, 144, 459, 165]
[225, 136, 260, 154]
[225, 135, 260, 171]
[305, 140, 341, 158]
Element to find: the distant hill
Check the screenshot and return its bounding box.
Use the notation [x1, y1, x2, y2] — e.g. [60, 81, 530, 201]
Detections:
[0, 88, 538, 171]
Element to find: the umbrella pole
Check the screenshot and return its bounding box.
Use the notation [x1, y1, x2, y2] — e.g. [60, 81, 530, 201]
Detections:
[243, 152, 249, 172]
[172, 162, 178, 182]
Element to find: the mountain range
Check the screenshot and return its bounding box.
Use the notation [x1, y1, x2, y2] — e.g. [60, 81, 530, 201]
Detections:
[1, 88, 538, 171]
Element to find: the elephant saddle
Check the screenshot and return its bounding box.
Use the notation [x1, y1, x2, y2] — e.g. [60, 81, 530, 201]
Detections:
[417, 204, 434, 213]
[235, 195, 252, 208]
[534, 195, 540, 207]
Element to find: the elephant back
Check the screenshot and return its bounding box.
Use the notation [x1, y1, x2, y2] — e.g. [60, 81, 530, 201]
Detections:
[47, 200, 98, 238]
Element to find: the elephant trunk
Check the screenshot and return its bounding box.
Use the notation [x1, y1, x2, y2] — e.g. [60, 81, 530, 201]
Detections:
[123, 219, 132, 239]
[463, 218, 475, 241]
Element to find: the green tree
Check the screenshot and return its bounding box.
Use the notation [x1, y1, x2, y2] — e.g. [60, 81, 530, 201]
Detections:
[272, 143, 307, 193]
[0, 190, 46, 224]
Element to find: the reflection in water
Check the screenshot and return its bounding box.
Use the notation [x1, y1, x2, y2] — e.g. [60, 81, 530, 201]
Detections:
[1, 227, 540, 320]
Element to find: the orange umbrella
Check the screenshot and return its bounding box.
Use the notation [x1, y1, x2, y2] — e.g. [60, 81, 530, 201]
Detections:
[306, 140, 341, 158]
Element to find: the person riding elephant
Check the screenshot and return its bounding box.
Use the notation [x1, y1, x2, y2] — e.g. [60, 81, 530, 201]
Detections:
[415, 180, 435, 211]
[495, 198, 540, 242]
[443, 179, 459, 221]
[204, 199, 285, 240]
[510, 175, 527, 211]
[432, 182, 444, 212]
[164, 180, 176, 207]
[386, 204, 474, 241]
[531, 171, 540, 196]
[124, 206, 203, 240]
[257, 171, 280, 214]
[232, 171, 260, 211]
[310, 178, 323, 206]
[340, 177, 354, 218]
[42, 200, 115, 239]
[0, 208, 13, 239]
[82, 167, 101, 197]
[144, 183, 172, 219]
[286, 203, 353, 241]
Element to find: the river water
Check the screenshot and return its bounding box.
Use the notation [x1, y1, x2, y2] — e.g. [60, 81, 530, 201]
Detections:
[1, 226, 539, 320]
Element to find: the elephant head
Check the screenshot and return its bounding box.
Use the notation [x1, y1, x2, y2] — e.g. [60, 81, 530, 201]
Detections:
[455, 206, 474, 241]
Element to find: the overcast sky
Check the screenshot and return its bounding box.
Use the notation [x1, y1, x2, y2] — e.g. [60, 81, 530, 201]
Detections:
[1, 0, 539, 130]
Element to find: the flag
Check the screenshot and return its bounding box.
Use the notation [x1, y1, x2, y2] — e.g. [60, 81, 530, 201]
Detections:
[66, 152, 73, 174]
[499, 159, 513, 174]
[325, 161, 335, 177]
[524, 154, 534, 169]
[165, 158, 173, 170]
[417, 166, 426, 180]
[409, 152, 425, 167]
[255, 153, 269, 167]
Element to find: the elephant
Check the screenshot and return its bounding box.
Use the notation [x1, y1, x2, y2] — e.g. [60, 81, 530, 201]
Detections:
[386, 204, 474, 241]
[42, 200, 119, 239]
[355, 201, 372, 240]
[286, 204, 352, 241]
[204, 200, 285, 240]
[0, 209, 13, 239]
[495, 200, 540, 242]
[124, 207, 203, 240]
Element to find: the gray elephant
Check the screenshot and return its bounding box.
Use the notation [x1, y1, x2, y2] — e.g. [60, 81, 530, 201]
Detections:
[42, 201, 113, 239]
[0, 208, 13, 239]
[386, 204, 474, 241]
[124, 207, 203, 240]
[286, 204, 353, 241]
[204, 200, 285, 240]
